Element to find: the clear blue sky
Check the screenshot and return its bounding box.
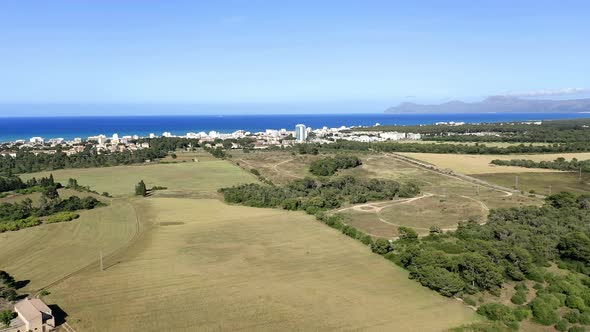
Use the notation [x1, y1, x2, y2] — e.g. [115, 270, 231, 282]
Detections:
[1, 0, 589, 115]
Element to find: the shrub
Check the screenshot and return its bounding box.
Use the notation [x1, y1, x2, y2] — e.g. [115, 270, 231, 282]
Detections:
[463, 296, 476, 306]
[0, 310, 15, 328]
[565, 310, 581, 324]
[414, 266, 465, 297]
[45, 211, 79, 224]
[556, 320, 570, 332]
[568, 326, 586, 332]
[530, 297, 560, 325]
[371, 239, 393, 255]
[398, 226, 418, 241]
[567, 295, 587, 312]
[511, 291, 527, 305]
[360, 234, 373, 246]
[513, 307, 531, 321]
[476, 303, 515, 322]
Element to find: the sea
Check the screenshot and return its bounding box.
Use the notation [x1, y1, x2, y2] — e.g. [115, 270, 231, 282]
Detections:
[1, 113, 590, 143]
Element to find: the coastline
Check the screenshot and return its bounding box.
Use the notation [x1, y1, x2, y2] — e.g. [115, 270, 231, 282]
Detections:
[1, 112, 590, 143]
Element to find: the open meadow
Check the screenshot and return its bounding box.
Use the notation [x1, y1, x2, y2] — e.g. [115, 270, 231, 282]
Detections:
[21, 158, 257, 197]
[231, 150, 319, 184]
[0, 199, 137, 293]
[46, 198, 479, 331]
[229, 150, 540, 238]
[399, 152, 590, 195]
[398, 152, 590, 174]
[335, 153, 539, 237]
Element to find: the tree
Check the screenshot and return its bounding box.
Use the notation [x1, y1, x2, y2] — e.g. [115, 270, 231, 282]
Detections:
[43, 185, 60, 200]
[371, 238, 393, 255]
[398, 226, 418, 241]
[0, 310, 14, 327]
[135, 180, 147, 196]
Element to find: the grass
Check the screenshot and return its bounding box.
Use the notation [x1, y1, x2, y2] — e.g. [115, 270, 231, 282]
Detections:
[46, 198, 479, 331]
[399, 152, 590, 175]
[474, 171, 590, 195]
[229, 151, 540, 238]
[0, 188, 88, 204]
[231, 150, 318, 184]
[0, 199, 137, 293]
[21, 159, 257, 197]
[397, 141, 550, 148]
[378, 194, 486, 231]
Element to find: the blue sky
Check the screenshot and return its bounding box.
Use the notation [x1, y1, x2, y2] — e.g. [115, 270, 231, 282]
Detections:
[1, 0, 589, 115]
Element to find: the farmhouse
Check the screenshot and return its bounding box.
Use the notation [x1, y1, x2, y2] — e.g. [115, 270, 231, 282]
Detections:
[1, 298, 55, 332]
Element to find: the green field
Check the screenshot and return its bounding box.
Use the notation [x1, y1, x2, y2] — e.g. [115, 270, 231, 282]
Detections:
[21, 159, 257, 197]
[46, 198, 479, 331]
[0, 199, 137, 292]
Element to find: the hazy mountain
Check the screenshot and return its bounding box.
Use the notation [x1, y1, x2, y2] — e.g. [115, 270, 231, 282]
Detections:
[384, 96, 590, 113]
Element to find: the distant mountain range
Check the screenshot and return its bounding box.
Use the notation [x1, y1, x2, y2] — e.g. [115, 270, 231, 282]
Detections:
[384, 96, 590, 113]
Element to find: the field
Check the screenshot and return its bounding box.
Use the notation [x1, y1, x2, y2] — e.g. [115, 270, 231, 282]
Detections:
[399, 152, 590, 174]
[476, 171, 590, 195]
[46, 198, 479, 331]
[229, 151, 540, 238]
[0, 199, 137, 292]
[231, 150, 319, 184]
[398, 152, 590, 195]
[0, 156, 485, 331]
[398, 140, 550, 148]
[21, 158, 257, 197]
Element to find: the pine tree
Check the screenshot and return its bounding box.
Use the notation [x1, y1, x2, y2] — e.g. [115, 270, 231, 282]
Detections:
[135, 180, 147, 196]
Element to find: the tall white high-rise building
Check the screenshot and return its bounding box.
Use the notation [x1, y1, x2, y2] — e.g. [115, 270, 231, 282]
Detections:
[295, 124, 307, 142]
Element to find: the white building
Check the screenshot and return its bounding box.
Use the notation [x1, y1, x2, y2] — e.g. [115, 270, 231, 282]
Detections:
[380, 132, 406, 141]
[295, 124, 307, 142]
[4, 298, 55, 332]
[29, 137, 44, 144]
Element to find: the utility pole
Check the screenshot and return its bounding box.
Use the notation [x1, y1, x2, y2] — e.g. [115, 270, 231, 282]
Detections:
[100, 251, 104, 272]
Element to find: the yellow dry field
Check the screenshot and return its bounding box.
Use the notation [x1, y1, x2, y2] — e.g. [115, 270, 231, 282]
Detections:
[398, 141, 549, 148]
[46, 198, 479, 332]
[0, 199, 137, 292]
[0, 188, 92, 204]
[20, 159, 257, 197]
[337, 154, 539, 237]
[399, 152, 590, 174]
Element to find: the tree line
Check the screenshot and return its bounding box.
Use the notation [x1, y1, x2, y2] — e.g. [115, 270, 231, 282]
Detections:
[309, 155, 362, 176]
[316, 140, 590, 155]
[491, 157, 590, 173]
[364, 192, 590, 331]
[0, 184, 103, 232]
[358, 118, 590, 143]
[220, 175, 420, 215]
[0, 137, 200, 176]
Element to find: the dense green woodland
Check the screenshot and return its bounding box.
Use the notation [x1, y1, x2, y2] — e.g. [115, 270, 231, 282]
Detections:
[364, 192, 590, 331]
[360, 118, 590, 143]
[309, 155, 361, 176]
[0, 137, 200, 175]
[491, 157, 590, 173]
[221, 175, 420, 215]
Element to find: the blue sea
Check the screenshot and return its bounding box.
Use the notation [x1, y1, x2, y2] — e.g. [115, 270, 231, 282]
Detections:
[1, 113, 590, 143]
